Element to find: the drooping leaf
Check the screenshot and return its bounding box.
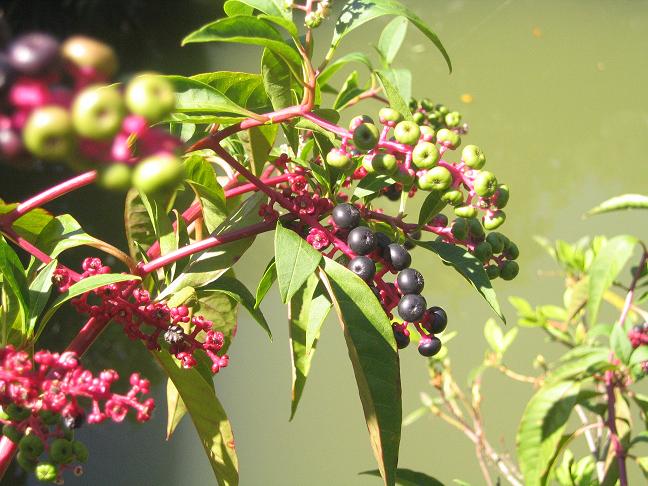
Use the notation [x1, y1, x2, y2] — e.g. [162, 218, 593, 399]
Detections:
[223, 0, 291, 20]
[255, 258, 276, 308]
[191, 72, 271, 113]
[587, 235, 637, 325]
[26, 259, 57, 336]
[329, 0, 451, 72]
[360, 468, 444, 486]
[139, 192, 177, 260]
[239, 124, 278, 176]
[166, 379, 188, 440]
[586, 193, 648, 217]
[319, 258, 401, 486]
[610, 324, 633, 364]
[0, 236, 28, 341]
[33, 214, 102, 259]
[183, 155, 228, 233]
[374, 70, 413, 120]
[274, 222, 322, 304]
[261, 49, 294, 110]
[416, 240, 505, 322]
[333, 71, 365, 110]
[377, 16, 408, 65]
[154, 350, 238, 486]
[124, 189, 156, 258]
[289, 274, 331, 419]
[517, 381, 581, 486]
[417, 191, 445, 226]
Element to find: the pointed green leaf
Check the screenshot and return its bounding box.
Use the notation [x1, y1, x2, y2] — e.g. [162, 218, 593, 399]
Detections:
[239, 124, 278, 176]
[318, 51, 373, 87]
[586, 194, 648, 217]
[196, 289, 239, 353]
[34, 214, 102, 258]
[360, 468, 445, 486]
[0, 202, 53, 241]
[27, 260, 57, 335]
[416, 240, 505, 322]
[374, 70, 413, 120]
[377, 16, 408, 65]
[191, 72, 271, 113]
[611, 324, 633, 364]
[333, 71, 364, 110]
[274, 222, 322, 304]
[255, 258, 276, 308]
[124, 189, 156, 259]
[417, 190, 445, 226]
[320, 258, 401, 486]
[0, 236, 28, 341]
[223, 0, 291, 20]
[261, 49, 294, 110]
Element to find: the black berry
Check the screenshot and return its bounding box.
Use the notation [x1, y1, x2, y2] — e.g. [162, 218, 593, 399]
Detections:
[396, 268, 424, 294]
[404, 229, 422, 250]
[383, 243, 411, 271]
[398, 294, 427, 322]
[347, 226, 376, 255]
[427, 306, 447, 334]
[332, 203, 361, 229]
[8, 33, 60, 75]
[418, 337, 442, 357]
[347, 255, 376, 282]
[383, 183, 402, 201]
[393, 327, 410, 349]
[375, 232, 392, 252]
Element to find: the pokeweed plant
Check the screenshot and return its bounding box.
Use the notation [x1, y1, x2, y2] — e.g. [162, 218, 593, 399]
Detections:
[0, 1, 520, 484]
[405, 194, 648, 486]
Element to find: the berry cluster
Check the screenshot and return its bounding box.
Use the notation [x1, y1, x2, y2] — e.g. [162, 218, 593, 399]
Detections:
[331, 203, 447, 357]
[409, 97, 468, 134]
[0, 345, 152, 482]
[323, 106, 519, 281]
[58, 258, 229, 374]
[629, 323, 648, 349]
[0, 28, 183, 193]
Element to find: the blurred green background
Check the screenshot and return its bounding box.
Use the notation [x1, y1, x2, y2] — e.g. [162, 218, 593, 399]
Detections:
[2, 0, 648, 484]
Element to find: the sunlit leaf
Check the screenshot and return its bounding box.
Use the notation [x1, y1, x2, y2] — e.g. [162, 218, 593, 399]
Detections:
[377, 16, 408, 65]
[360, 468, 444, 486]
[586, 193, 648, 217]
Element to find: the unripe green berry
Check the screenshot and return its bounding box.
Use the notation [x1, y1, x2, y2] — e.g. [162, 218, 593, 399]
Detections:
[378, 107, 403, 125]
[451, 218, 468, 240]
[486, 232, 506, 254]
[434, 103, 449, 116]
[473, 241, 493, 263]
[35, 462, 58, 482]
[16, 451, 38, 472]
[19, 434, 44, 459]
[370, 153, 398, 174]
[125, 74, 175, 123]
[393, 121, 421, 146]
[461, 144, 486, 169]
[23, 106, 76, 161]
[500, 260, 519, 280]
[486, 264, 500, 280]
[454, 205, 477, 218]
[2, 424, 22, 443]
[418, 166, 453, 191]
[412, 112, 426, 124]
[352, 122, 380, 151]
[474, 170, 498, 197]
[420, 99, 434, 111]
[132, 153, 183, 194]
[49, 438, 74, 464]
[468, 217, 485, 239]
[419, 125, 435, 141]
[503, 242, 519, 260]
[445, 111, 462, 128]
[412, 141, 440, 169]
[72, 84, 125, 140]
[72, 441, 89, 463]
[436, 128, 460, 149]
[441, 189, 463, 206]
[492, 184, 509, 208]
[483, 210, 506, 230]
[427, 112, 443, 126]
[325, 148, 352, 171]
[393, 168, 415, 186]
[7, 404, 31, 421]
[99, 163, 132, 191]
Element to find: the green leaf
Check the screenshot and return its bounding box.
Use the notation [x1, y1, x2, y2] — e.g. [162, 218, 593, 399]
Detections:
[333, 71, 365, 110]
[196, 289, 238, 353]
[416, 240, 505, 322]
[320, 258, 401, 486]
[158, 192, 267, 298]
[417, 191, 445, 226]
[483, 318, 504, 353]
[630, 431, 648, 448]
[124, 189, 156, 259]
[255, 258, 276, 308]
[517, 381, 581, 486]
[360, 468, 444, 486]
[261, 49, 294, 111]
[637, 457, 648, 480]
[154, 350, 238, 486]
[223, 0, 291, 20]
[203, 276, 271, 339]
[274, 222, 322, 304]
[0, 236, 28, 342]
[611, 324, 633, 364]
[630, 346, 648, 367]
[329, 0, 451, 72]
[33, 214, 102, 258]
[547, 347, 612, 383]
[289, 274, 331, 419]
[317, 51, 373, 86]
[191, 72, 271, 113]
[37, 273, 140, 338]
[166, 379, 188, 439]
[27, 260, 57, 336]
[375, 70, 413, 120]
[587, 235, 637, 325]
[586, 194, 648, 217]
[353, 174, 397, 200]
[183, 155, 228, 234]
[239, 124, 278, 176]
[139, 192, 177, 260]
[377, 16, 408, 65]
[0, 202, 53, 241]
[182, 16, 302, 78]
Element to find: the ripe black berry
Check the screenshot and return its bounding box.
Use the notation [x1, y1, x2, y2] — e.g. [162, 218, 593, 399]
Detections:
[396, 268, 424, 295]
[427, 306, 448, 334]
[8, 33, 60, 75]
[418, 337, 442, 357]
[347, 255, 376, 282]
[375, 232, 392, 252]
[383, 244, 411, 271]
[383, 183, 402, 201]
[404, 229, 422, 250]
[347, 226, 376, 255]
[332, 203, 361, 229]
[398, 294, 427, 322]
[393, 327, 410, 349]
[369, 285, 381, 300]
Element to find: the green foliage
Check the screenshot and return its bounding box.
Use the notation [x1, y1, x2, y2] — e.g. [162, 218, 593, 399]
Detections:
[586, 193, 648, 216]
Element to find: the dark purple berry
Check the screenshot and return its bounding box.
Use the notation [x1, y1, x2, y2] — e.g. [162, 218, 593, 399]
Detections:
[383, 183, 402, 201]
[375, 232, 392, 252]
[393, 327, 410, 349]
[418, 337, 442, 357]
[384, 243, 411, 271]
[332, 203, 361, 229]
[427, 306, 448, 334]
[404, 229, 422, 250]
[348, 255, 376, 282]
[0, 128, 24, 162]
[396, 268, 424, 295]
[63, 413, 84, 430]
[347, 226, 376, 255]
[8, 33, 60, 75]
[370, 285, 381, 300]
[398, 294, 427, 322]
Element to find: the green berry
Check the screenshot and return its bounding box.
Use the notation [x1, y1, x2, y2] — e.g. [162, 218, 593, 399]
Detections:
[17, 451, 38, 472]
[393, 121, 421, 145]
[2, 424, 22, 443]
[412, 112, 426, 124]
[412, 141, 440, 169]
[419, 125, 435, 141]
[352, 122, 380, 151]
[474, 170, 498, 197]
[473, 241, 493, 263]
[6, 404, 31, 421]
[349, 115, 374, 130]
[19, 434, 44, 459]
[486, 232, 506, 254]
[61, 36, 118, 79]
[35, 462, 58, 482]
[418, 166, 453, 191]
[454, 205, 477, 218]
[492, 184, 509, 208]
[503, 242, 519, 260]
[468, 217, 485, 239]
[500, 260, 519, 280]
[451, 218, 468, 240]
[486, 264, 500, 280]
[441, 189, 463, 206]
[371, 153, 398, 175]
[420, 99, 434, 111]
[427, 112, 443, 126]
[325, 148, 352, 171]
[99, 163, 132, 191]
[378, 107, 403, 125]
[72, 441, 89, 463]
[436, 128, 460, 149]
[461, 144, 486, 169]
[434, 103, 449, 116]
[23, 106, 76, 161]
[72, 84, 125, 140]
[49, 438, 74, 464]
[392, 168, 415, 186]
[132, 153, 183, 194]
[445, 111, 462, 128]
[483, 210, 506, 230]
[125, 74, 175, 123]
